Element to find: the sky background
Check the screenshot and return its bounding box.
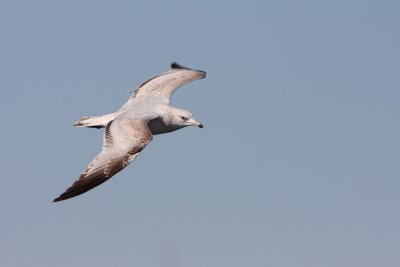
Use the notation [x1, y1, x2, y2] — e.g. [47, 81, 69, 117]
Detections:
[1, 0, 399, 266]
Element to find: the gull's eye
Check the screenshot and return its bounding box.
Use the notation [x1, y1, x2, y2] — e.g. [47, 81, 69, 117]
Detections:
[181, 116, 187, 121]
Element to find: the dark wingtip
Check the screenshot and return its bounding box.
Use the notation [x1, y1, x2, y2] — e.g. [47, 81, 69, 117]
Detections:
[170, 62, 192, 70]
[52, 193, 78, 203]
[53, 192, 71, 202]
[170, 62, 206, 78]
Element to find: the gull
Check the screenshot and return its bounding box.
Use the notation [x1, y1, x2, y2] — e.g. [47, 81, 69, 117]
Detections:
[53, 62, 206, 202]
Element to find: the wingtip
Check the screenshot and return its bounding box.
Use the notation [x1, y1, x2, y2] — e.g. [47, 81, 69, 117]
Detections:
[53, 192, 73, 202]
[53, 195, 63, 202]
[170, 62, 206, 78]
[170, 62, 191, 70]
[52, 190, 80, 202]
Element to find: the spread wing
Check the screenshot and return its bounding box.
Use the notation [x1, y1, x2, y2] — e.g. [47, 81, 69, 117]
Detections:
[123, 62, 206, 106]
[53, 117, 153, 202]
[71, 63, 206, 129]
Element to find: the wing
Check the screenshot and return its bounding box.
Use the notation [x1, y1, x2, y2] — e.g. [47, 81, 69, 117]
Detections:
[71, 63, 206, 129]
[53, 117, 153, 202]
[124, 62, 206, 106]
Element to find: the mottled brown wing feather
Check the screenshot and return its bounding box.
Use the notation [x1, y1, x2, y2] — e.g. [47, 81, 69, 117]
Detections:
[53, 118, 152, 202]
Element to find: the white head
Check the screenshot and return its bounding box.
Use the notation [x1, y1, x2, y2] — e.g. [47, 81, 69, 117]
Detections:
[169, 108, 203, 129]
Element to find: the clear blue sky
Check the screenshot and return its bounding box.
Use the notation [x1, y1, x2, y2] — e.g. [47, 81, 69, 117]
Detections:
[1, 1, 399, 266]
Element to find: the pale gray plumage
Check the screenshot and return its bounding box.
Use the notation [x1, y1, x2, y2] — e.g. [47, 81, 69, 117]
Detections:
[53, 62, 206, 202]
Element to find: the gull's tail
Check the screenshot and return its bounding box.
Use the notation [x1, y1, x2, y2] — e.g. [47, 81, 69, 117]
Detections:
[73, 112, 119, 129]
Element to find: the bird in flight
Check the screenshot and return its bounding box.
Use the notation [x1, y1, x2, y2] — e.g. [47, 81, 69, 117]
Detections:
[53, 62, 206, 202]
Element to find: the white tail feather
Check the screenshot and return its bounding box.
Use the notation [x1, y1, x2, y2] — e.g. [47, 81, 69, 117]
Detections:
[73, 112, 119, 128]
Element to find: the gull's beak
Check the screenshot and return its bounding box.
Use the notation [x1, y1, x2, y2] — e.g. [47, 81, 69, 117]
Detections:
[188, 118, 204, 128]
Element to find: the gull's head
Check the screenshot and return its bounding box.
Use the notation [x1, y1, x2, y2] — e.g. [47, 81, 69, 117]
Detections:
[175, 110, 203, 129]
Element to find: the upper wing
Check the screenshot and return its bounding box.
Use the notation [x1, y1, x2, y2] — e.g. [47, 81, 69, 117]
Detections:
[71, 63, 206, 129]
[53, 117, 153, 202]
[124, 62, 206, 105]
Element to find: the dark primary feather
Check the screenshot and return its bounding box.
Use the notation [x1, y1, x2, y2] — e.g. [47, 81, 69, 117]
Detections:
[170, 62, 192, 70]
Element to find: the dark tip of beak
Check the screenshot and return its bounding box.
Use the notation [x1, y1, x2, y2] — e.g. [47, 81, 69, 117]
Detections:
[198, 123, 204, 128]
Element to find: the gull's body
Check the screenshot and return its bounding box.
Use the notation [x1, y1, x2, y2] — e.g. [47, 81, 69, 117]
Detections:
[53, 62, 206, 202]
